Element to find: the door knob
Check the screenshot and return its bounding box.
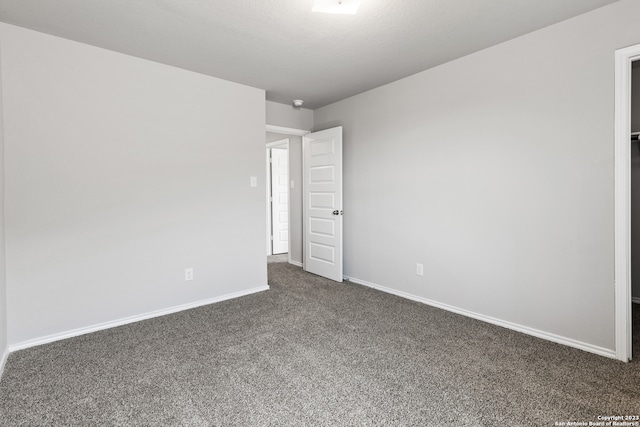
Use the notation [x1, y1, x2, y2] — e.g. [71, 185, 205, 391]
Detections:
[333, 210, 339, 215]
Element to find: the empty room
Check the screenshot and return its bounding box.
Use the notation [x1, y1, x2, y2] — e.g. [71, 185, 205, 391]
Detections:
[0, 0, 639, 425]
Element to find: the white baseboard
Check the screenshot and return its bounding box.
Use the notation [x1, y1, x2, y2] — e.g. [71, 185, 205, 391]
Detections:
[289, 260, 303, 268]
[9, 285, 270, 353]
[344, 275, 617, 360]
[633, 296, 640, 304]
[0, 346, 9, 381]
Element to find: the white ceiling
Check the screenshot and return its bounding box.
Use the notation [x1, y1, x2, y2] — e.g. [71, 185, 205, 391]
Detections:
[0, 0, 620, 109]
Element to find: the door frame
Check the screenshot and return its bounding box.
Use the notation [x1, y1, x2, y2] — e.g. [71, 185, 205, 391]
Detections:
[266, 139, 290, 257]
[266, 125, 311, 266]
[614, 43, 640, 362]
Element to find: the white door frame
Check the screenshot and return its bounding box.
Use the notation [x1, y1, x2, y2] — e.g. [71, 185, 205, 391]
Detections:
[266, 125, 311, 265]
[266, 139, 290, 257]
[614, 43, 640, 362]
[266, 125, 309, 137]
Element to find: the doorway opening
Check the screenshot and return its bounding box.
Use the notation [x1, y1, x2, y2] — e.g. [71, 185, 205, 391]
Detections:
[266, 139, 290, 259]
[614, 44, 640, 362]
[265, 125, 309, 268]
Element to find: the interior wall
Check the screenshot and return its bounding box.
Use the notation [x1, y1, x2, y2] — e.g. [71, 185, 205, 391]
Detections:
[314, 0, 640, 352]
[0, 37, 7, 369]
[266, 132, 303, 265]
[266, 101, 313, 131]
[631, 62, 640, 301]
[632, 64, 640, 132]
[1, 23, 268, 346]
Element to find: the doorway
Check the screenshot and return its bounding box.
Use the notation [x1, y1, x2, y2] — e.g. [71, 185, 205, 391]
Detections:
[266, 139, 290, 258]
[266, 126, 308, 267]
[614, 44, 640, 362]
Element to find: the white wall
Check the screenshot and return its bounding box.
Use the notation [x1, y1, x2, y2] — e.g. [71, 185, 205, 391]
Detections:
[266, 100, 313, 131]
[1, 23, 268, 346]
[631, 64, 640, 300]
[314, 0, 640, 352]
[266, 132, 303, 265]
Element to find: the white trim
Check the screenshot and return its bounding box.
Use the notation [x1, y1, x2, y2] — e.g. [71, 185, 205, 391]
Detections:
[633, 297, 640, 305]
[0, 346, 9, 380]
[345, 275, 617, 360]
[300, 132, 307, 271]
[9, 285, 269, 352]
[266, 147, 272, 256]
[614, 44, 640, 362]
[266, 139, 288, 149]
[266, 125, 310, 136]
[289, 260, 303, 268]
[286, 140, 292, 264]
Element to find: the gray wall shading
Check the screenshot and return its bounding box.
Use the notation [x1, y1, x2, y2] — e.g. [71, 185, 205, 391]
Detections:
[632, 63, 640, 132]
[0, 37, 7, 365]
[266, 132, 303, 265]
[1, 23, 268, 346]
[631, 64, 640, 300]
[314, 0, 640, 351]
[266, 101, 313, 131]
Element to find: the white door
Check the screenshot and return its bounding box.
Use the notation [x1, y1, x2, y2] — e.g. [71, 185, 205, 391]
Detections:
[271, 148, 289, 254]
[303, 126, 343, 282]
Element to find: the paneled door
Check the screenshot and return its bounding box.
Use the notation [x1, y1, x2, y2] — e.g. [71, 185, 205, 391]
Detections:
[303, 127, 343, 282]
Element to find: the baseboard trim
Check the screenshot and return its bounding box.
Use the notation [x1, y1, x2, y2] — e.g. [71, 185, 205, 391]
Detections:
[344, 276, 616, 360]
[0, 346, 9, 380]
[632, 297, 640, 305]
[9, 285, 270, 353]
[289, 260, 303, 268]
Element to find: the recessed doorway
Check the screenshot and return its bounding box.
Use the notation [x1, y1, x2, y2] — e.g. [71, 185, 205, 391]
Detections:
[266, 139, 290, 257]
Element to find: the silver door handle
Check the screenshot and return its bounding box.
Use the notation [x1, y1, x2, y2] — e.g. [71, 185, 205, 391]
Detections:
[332, 210, 344, 215]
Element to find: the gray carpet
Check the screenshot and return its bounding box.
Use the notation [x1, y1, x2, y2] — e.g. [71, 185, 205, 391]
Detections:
[267, 254, 288, 264]
[0, 262, 639, 426]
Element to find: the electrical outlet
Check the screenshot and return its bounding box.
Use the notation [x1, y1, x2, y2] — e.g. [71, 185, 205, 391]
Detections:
[185, 268, 194, 281]
[416, 263, 424, 276]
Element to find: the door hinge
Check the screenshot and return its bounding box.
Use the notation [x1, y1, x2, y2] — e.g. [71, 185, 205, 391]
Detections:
[270, 235, 274, 240]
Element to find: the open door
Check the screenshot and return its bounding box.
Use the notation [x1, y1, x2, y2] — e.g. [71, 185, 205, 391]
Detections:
[270, 147, 289, 254]
[303, 126, 343, 282]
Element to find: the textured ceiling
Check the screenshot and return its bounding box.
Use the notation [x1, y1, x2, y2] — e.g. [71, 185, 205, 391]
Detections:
[0, 0, 620, 109]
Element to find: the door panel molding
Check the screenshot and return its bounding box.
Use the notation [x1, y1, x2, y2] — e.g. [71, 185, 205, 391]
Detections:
[303, 126, 343, 282]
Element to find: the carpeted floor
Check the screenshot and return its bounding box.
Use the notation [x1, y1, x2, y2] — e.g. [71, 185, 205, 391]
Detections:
[0, 263, 639, 426]
[267, 254, 288, 264]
